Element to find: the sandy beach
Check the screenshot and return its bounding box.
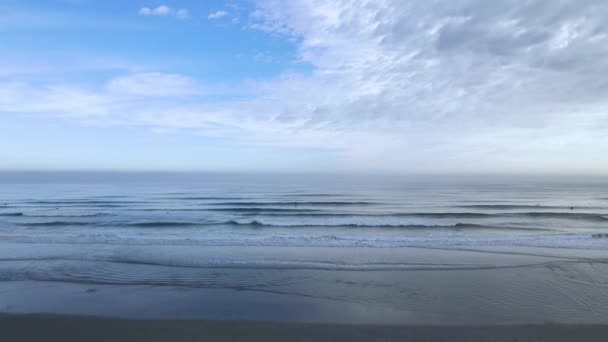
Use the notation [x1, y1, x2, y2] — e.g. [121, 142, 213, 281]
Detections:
[3, 314, 608, 342]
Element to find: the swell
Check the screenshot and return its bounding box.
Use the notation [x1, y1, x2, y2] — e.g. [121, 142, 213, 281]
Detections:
[87, 196, 128, 199]
[511, 212, 608, 221]
[212, 210, 608, 221]
[0, 257, 582, 275]
[12, 218, 551, 230]
[52, 213, 109, 218]
[18, 204, 125, 208]
[248, 212, 493, 218]
[166, 197, 244, 201]
[19, 221, 95, 227]
[0, 212, 23, 217]
[205, 208, 321, 213]
[20, 213, 110, 218]
[22, 200, 139, 205]
[18, 220, 197, 228]
[222, 220, 543, 231]
[209, 201, 378, 206]
[456, 205, 601, 210]
[281, 193, 347, 197]
[125, 222, 200, 228]
[137, 208, 322, 213]
[17, 219, 501, 230]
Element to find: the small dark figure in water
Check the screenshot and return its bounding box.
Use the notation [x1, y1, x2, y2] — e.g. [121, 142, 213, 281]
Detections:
[570, 206, 574, 210]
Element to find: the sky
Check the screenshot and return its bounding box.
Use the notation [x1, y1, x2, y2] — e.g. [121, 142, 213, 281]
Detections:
[1, 0, 608, 174]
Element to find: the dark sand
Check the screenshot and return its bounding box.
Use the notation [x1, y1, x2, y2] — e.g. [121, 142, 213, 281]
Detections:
[2, 315, 608, 342]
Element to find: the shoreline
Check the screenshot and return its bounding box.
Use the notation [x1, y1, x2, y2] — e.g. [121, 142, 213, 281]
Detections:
[2, 245, 608, 326]
[3, 314, 608, 342]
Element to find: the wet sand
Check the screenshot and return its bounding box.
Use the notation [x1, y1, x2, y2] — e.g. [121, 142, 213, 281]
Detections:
[2, 314, 608, 342]
[2, 246, 608, 341]
[2, 246, 608, 324]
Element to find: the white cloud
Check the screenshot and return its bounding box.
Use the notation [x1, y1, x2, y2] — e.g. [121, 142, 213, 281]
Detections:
[237, 0, 608, 172]
[138, 5, 188, 19]
[176, 9, 189, 19]
[4, 0, 608, 173]
[208, 10, 228, 20]
[0, 72, 207, 120]
[106, 72, 205, 97]
[0, 82, 111, 118]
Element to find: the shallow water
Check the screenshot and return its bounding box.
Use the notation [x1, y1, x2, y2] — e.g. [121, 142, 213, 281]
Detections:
[2, 245, 608, 324]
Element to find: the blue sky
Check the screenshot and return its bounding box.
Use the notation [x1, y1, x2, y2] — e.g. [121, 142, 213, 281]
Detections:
[1, 1, 302, 82]
[2, 1, 608, 174]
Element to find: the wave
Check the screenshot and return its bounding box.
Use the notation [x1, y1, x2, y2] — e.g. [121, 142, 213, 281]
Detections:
[0, 258, 556, 275]
[125, 222, 200, 228]
[168, 197, 244, 201]
[0, 212, 23, 216]
[88, 196, 128, 199]
[136, 208, 321, 213]
[20, 221, 94, 227]
[456, 205, 589, 210]
[24, 213, 111, 218]
[282, 193, 346, 197]
[256, 212, 494, 218]
[19, 203, 125, 208]
[20, 221, 201, 228]
[382, 212, 494, 218]
[23, 200, 138, 205]
[501, 212, 608, 221]
[217, 211, 608, 221]
[222, 220, 536, 230]
[226, 219, 266, 227]
[1, 231, 601, 249]
[209, 201, 378, 206]
[12, 217, 568, 230]
[205, 208, 321, 213]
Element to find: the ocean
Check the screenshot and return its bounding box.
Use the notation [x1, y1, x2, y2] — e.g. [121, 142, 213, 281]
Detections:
[2, 172, 608, 249]
[1, 172, 608, 324]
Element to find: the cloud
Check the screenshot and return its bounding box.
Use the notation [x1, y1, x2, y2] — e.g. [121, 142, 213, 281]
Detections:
[139, 5, 188, 19]
[238, 0, 608, 171]
[0, 72, 208, 121]
[176, 9, 189, 19]
[208, 10, 228, 20]
[106, 72, 205, 97]
[0, 82, 112, 118]
[138, 5, 170, 16]
[4, 0, 608, 173]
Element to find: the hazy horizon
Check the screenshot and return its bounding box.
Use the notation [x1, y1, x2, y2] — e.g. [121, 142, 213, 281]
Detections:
[2, 170, 608, 186]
